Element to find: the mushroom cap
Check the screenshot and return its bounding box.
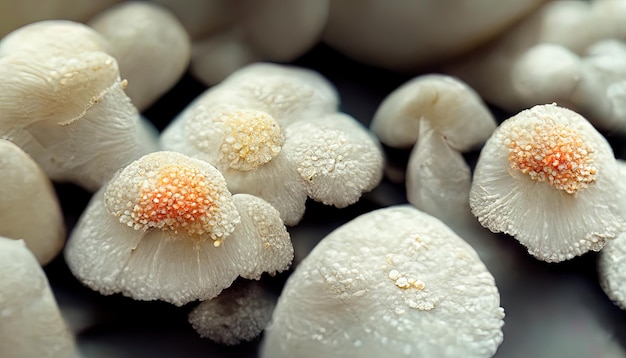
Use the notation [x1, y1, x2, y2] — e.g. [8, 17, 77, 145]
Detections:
[261, 205, 504, 358]
[470, 104, 626, 262]
[0, 237, 78, 358]
[322, 0, 545, 71]
[188, 280, 276, 345]
[0, 140, 65, 265]
[234, 0, 329, 62]
[88, 1, 192, 111]
[370, 74, 496, 151]
[65, 151, 293, 306]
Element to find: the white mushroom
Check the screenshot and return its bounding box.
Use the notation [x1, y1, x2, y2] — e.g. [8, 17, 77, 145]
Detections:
[597, 159, 626, 310]
[470, 104, 626, 262]
[261, 205, 504, 358]
[188, 280, 276, 345]
[184, 0, 329, 85]
[0, 20, 158, 190]
[88, 1, 191, 111]
[0, 140, 65, 265]
[322, 0, 546, 71]
[64, 151, 293, 306]
[161, 63, 384, 225]
[370, 74, 495, 229]
[0, 237, 78, 358]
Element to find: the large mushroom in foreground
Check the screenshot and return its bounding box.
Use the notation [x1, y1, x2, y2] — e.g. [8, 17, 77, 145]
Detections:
[261, 205, 504, 358]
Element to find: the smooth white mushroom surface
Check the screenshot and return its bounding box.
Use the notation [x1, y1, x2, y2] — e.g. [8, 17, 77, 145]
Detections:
[64, 151, 293, 306]
[161, 62, 384, 225]
[322, 0, 546, 71]
[470, 104, 626, 262]
[0, 140, 65, 265]
[88, 1, 191, 111]
[261, 205, 504, 358]
[188, 280, 276, 346]
[370, 74, 497, 152]
[0, 237, 78, 358]
[0, 20, 159, 190]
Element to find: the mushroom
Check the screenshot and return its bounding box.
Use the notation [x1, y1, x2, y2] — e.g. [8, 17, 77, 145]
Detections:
[0, 20, 158, 190]
[596, 159, 626, 310]
[370, 74, 495, 229]
[446, 0, 626, 133]
[0, 140, 65, 265]
[188, 280, 276, 345]
[261, 205, 504, 358]
[161, 62, 384, 225]
[0, 237, 78, 358]
[88, 1, 192, 111]
[470, 104, 626, 262]
[178, 0, 329, 85]
[64, 151, 293, 306]
[322, 0, 546, 71]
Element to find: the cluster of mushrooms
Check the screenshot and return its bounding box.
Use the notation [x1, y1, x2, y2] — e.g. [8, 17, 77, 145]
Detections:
[3, 1, 626, 357]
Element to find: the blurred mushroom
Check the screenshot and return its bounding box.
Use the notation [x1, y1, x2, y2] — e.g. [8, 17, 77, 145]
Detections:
[370, 74, 495, 229]
[0, 20, 158, 190]
[181, 0, 329, 85]
[88, 1, 191, 111]
[161, 63, 384, 225]
[64, 151, 293, 306]
[0, 237, 78, 358]
[322, 0, 546, 71]
[188, 280, 276, 345]
[261, 205, 504, 358]
[0, 140, 65, 265]
[470, 104, 626, 262]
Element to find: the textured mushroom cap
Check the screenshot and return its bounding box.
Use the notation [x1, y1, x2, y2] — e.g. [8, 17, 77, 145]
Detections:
[322, 0, 545, 71]
[88, 1, 192, 110]
[235, 0, 329, 61]
[0, 19, 113, 57]
[0, 140, 65, 265]
[261, 205, 504, 358]
[65, 151, 293, 306]
[370, 74, 496, 151]
[188, 281, 276, 345]
[284, 112, 384, 208]
[598, 232, 626, 310]
[470, 104, 626, 262]
[0, 237, 78, 358]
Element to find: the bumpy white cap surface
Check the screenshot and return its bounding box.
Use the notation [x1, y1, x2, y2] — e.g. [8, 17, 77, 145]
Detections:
[261, 205, 504, 358]
[0, 140, 65, 265]
[0, 237, 78, 358]
[470, 104, 626, 262]
[65, 151, 293, 306]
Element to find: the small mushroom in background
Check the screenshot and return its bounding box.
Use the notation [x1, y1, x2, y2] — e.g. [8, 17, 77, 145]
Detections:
[161, 62, 384, 226]
[0, 0, 119, 38]
[188, 280, 276, 346]
[0, 140, 65, 265]
[64, 151, 293, 307]
[370, 74, 496, 230]
[446, 0, 626, 133]
[0, 20, 158, 191]
[597, 159, 626, 310]
[88, 1, 191, 111]
[470, 103, 626, 263]
[0, 237, 79, 358]
[261, 205, 505, 358]
[321, 0, 546, 72]
[159, 0, 330, 86]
